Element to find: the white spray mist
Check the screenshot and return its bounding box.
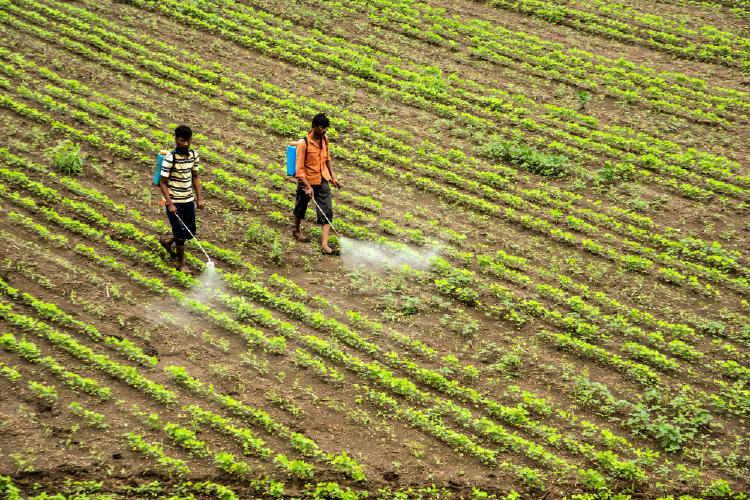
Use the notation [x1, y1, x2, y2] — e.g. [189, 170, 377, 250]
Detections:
[187, 265, 227, 303]
[339, 236, 440, 272]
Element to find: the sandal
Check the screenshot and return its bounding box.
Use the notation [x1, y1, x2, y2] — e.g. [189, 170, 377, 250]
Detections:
[292, 230, 310, 242]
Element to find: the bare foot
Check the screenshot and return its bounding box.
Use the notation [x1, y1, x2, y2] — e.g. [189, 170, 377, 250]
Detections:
[160, 237, 176, 258]
[321, 246, 339, 255]
[178, 265, 191, 273]
[292, 229, 310, 242]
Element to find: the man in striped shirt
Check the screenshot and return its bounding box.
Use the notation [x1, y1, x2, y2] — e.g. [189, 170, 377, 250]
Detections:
[159, 125, 204, 273]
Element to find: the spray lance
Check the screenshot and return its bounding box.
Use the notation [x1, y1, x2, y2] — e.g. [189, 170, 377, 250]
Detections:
[310, 196, 341, 239]
[171, 210, 215, 269]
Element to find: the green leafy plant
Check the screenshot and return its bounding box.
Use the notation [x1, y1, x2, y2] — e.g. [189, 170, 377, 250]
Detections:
[49, 140, 83, 175]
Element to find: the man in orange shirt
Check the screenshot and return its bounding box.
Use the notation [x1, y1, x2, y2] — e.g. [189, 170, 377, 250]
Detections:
[292, 113, 341, 255]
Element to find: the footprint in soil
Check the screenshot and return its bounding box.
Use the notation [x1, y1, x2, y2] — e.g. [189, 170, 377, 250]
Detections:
[382, 471, 399, 483]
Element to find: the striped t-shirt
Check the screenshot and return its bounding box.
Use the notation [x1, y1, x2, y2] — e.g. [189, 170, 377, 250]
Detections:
[161, 149, 200, 203]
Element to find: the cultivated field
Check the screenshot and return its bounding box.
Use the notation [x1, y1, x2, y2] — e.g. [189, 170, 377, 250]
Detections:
[0, 0, 749, 498]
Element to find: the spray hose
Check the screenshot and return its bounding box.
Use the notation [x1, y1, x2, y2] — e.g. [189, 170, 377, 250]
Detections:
[310, 196, 341, 238]
[171, 210, 214, 268]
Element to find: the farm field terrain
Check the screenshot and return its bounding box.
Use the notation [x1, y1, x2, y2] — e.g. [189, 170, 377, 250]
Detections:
[0, 0, 748, 498]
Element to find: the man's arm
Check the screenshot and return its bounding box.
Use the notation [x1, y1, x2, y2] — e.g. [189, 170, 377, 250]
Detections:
[327, 158, 341, 188]
[192, 170, 204, 209]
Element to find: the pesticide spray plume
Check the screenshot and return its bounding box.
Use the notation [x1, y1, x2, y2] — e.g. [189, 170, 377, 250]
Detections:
[309, 197, 439, 270]
[191, 262, 226, 303]
[339, 236, 440, 272]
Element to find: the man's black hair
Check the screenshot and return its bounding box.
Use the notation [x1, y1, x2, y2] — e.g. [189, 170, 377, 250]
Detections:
[175, 124, 193, 140]
[311, 113, 329, 128]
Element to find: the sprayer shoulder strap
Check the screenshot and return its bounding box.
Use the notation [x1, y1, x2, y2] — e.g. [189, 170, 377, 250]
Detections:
[170, 148, 194, 165]
[166, 149, 177, 178]
[303, 135, 327, 150]
[165, 149, 194, 178]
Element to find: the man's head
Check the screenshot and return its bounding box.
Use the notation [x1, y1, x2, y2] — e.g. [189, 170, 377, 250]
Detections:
[174, 125, 192, 154]
[311, 113, 329, 137]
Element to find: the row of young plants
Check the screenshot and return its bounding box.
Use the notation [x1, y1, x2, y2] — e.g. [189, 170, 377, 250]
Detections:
[12, 277, 157, 367]
[1, 53, 736, 368]
[0, 231, 366, 491]
[0, 9, 218, 142]
[164, 366, 368, 483]
[4, 144, 740, 492]
[125, 432, 192, 478]
[0, 471, 264, 500]
[475, 0, 750, 70]
[142, 410, 263, 480]
[1, 113, 740, 472]
[184, 404, 273, 459]
[531, 283, 704, 360]
[0, 360, 21, 382]
[1, 178, 377, 486]
[0, 164, 664, 488]
[0, 472, 524, 500]
[0, 331, 112, 399]
[2, 76, 744, 452]
[11, 0, 750, 215]
[0, 301, 176, 403]
[217, 273, 685, 482]
[102, 0, 750, 202]
[0, 224, 137, 311]
[302, 0, 750, 125]
[141, 0, 750, 204]
[0, 6, 744, 292]
[0, 0, 744, 464]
